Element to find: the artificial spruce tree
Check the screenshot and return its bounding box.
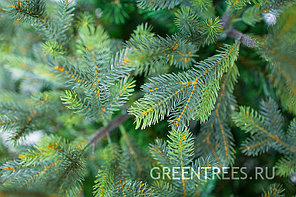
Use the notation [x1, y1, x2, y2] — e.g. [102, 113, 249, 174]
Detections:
[0, 0, 295, 196]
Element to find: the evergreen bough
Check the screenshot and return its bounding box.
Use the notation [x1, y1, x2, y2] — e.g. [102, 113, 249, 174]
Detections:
[0, 0, 295, 196]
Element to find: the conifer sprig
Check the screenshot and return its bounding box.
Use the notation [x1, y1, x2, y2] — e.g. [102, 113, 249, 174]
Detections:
[129, 43, 239, 129]
[127, 34, 198, 75]
[196, 64, 239, 167]
[174, 7, 223, 46]
[233, 99, 296, 176]
[149, 127, 217, 196]
[257, 5, 296, 115]
[0, 135, 86, 196]
[0, 92, 62, 144]
[7, 0, 75, 44]
[262, 184, 285, 197]
[137, 0, 182, 10]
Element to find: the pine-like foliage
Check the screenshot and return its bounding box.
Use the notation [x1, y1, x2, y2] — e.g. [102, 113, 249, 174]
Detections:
[92, 124, 156, 197]
[0, 91, 62, 144]
[1, 0, 296, 196]
[195, 64, 239, 167]
[233, 98, 296, 176]
[129, 43, 239, 129]
[50, 18, 135, 120]
[127, 32, 198, 75]
[7, 0, 74, 43]
[94, 0, 135, 24]
[227, 0, 296, 12]
[6, 0, 135, 121]
[149, 127, 217, 196]
[262, 184, 285, 197]
[93, 127, 217, 197]
[1, 135, 86, 196]
[137, 0, 183, 10]
[174, 7, 223, 46]
[257, 6, 296, 115]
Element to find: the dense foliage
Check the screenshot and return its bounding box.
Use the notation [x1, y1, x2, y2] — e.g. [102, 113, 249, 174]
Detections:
[0, 0, 295, 196]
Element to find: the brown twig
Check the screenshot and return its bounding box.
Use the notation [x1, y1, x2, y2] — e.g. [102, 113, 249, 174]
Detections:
[222, 12, 257, 48]
[87, 114, 129, 146]
[227, 28, 257, 47]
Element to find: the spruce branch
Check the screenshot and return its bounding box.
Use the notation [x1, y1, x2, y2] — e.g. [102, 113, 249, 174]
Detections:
[262, 184, 285, 197]
[233, 98, 296, 176]
[129, 43, 239, 129]
[196, 64, 239, 167]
